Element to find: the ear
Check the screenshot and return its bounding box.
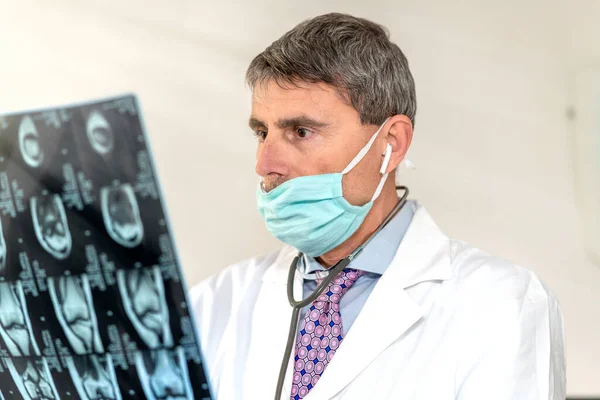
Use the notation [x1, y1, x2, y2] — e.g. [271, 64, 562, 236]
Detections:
[381, 114, 413, 174]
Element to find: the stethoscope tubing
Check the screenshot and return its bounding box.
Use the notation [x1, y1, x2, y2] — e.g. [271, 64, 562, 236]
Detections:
[273, 187, 409, 399]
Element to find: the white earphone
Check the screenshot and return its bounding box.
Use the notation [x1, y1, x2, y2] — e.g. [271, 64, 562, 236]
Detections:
[380, 143, 392, 174]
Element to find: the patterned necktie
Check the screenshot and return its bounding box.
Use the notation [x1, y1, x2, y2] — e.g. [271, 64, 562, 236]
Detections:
[290, 268, 365, 400]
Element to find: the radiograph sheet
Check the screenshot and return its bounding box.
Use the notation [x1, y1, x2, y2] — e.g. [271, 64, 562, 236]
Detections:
[0, 96, 212, 399]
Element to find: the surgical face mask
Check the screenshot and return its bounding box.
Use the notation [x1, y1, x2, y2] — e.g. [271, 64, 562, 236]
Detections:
[256, 118, 392, 257]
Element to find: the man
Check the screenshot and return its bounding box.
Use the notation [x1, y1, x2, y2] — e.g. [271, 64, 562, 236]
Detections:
[190, 13, 566, 400]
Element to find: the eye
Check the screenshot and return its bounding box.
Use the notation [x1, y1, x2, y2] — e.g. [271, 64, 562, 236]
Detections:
[254, 130, 267, 142]
[295, 127, 312, 139]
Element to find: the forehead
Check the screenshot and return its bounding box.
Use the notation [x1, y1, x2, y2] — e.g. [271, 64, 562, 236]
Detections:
[251, 79, 352, 120]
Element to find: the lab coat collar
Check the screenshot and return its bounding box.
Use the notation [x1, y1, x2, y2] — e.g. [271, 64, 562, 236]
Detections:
[304, 201, 454, 399]
[262, 200, 454, 289]
[392, 200, 454, 288]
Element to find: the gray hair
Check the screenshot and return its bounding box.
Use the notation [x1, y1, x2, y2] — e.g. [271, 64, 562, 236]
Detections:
[246, 13, 417, 127]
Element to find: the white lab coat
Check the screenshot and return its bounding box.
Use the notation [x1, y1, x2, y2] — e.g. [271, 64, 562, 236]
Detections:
[190, 201, 566, 400]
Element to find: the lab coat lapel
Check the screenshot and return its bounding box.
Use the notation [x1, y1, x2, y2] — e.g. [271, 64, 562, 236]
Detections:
[306, 204, 454, 400]
[244, 246, 302, 399]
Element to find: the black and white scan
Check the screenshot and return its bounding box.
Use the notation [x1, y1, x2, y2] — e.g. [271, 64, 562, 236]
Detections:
[118, 266, 173, 349]
[135, 347, 194, 400]
[5, 358, 61, 399]
[18, 116, 45, 169]
[101, 183, 144, 248]
[0, 281, 40, 357]
[65, 355, 121, 400]
[31, 194, 72, 260]
[47, 274, 104, 355]
[0, 96, 212, 399]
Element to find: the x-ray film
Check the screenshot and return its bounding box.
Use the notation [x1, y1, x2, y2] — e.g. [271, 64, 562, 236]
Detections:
[0, 96, 212, 399]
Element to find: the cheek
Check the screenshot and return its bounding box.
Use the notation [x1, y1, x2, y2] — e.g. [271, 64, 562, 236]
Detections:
[341, 152, 384, 205]
[284, 139, 336, 177]
[303, 139, 351, 174]
[294, 152, 337, 177]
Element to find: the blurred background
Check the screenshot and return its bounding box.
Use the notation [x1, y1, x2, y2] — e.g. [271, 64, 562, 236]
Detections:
[1, 0, 599, 396]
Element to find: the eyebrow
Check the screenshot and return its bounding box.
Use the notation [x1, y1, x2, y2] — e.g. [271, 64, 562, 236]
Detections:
[248, 117, 267, 131]
[248, 115, 330, 131]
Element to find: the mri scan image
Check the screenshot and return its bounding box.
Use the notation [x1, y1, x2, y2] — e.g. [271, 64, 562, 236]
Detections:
[5, 358, 60, 400]
[0, 96, 213, 399]
[65, 355, 122, 400]
[118, 266, 173, 349]
[135, 348, 193, 400]
[18, 115, 44, 168]
[86, 111, 114, 155]
[100, 183, 144, 248]
[0, 281, 40, 357]
[0, 218, 6, 273]
[31, 194, 72, 260]
[48, 274, 104, 355]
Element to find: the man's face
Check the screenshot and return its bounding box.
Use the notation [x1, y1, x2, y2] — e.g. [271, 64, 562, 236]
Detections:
[251, 80, 388, 206]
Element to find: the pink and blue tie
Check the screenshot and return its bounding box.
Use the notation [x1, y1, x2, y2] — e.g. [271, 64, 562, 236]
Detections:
[290, 268, 365, 400]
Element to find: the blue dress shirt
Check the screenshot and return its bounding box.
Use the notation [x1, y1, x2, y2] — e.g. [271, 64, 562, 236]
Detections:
[296, 201, 415, 336]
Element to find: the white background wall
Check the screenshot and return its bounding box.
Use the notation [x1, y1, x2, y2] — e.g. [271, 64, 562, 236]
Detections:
[1, 0, 599, 395]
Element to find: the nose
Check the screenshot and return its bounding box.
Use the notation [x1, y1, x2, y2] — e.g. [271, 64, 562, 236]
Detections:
[255, 133, 289, 178]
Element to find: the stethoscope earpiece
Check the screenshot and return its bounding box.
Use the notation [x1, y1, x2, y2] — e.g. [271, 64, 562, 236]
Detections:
[380, 143, 392, 174]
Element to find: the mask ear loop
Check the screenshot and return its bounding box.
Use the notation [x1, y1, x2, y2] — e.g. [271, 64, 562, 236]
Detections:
[341, 117, 391, 175]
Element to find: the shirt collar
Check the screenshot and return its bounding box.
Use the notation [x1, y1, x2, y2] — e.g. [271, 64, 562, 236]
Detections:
[298, 200, 416, 276]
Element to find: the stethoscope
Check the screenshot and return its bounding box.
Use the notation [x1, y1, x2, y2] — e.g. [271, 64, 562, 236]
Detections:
[273, 186, 410, 399]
